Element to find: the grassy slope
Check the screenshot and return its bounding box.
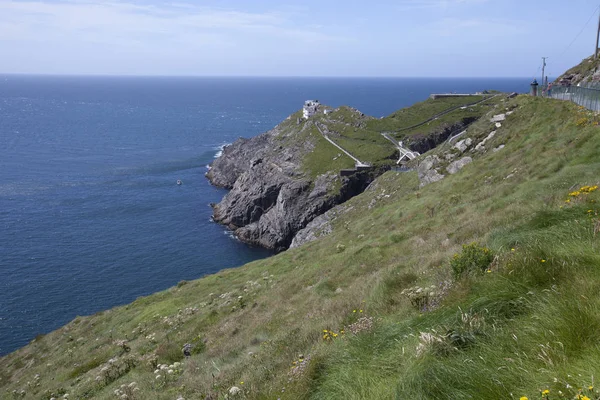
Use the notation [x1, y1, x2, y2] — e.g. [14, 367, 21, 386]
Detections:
[394, 97, 503, 140]
[276, 99, 500, 179]
[557, 54, 600, 84]
[4, 96, 600, 400]
[366, 95, 486, 133]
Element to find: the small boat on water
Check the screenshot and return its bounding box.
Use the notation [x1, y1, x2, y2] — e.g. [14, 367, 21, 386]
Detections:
[177, 179, 182, 186]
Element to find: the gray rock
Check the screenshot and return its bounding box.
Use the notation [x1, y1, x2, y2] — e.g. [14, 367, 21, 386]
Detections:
[417, 155, 444, 187]
[291, 205, 350, 248]
[454, 138, 473, 153]
[419, 169, 445, 187]
[209, 114, 381, 251]
[418, 155, 440, 173]
[475, 131, 496, 152]
[493, 145, 505, 153]
[446, 157, 473, 174]
[490, 114, 506, 123]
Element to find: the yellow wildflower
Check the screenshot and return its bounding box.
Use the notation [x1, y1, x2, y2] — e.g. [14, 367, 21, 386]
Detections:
[520, 397, 528, 400]
[542, 389, 550, 395]
[541, 259, 546, 263]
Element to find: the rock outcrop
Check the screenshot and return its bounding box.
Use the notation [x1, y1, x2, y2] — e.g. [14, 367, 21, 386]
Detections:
[407, 117, 478, 154]
[207, 116, 385, 252]
[446, 157, 473, 175]
[417, 155, 445, 187]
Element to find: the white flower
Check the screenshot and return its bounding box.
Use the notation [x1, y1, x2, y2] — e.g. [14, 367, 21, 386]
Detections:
[156, 375, 162, 380]
[229, 386, 242, 395]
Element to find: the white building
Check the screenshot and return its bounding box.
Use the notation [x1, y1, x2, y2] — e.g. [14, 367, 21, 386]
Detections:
[303, 100, 320, 119]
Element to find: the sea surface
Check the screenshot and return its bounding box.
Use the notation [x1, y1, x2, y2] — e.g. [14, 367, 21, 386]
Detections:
[0, 76, 530, 355]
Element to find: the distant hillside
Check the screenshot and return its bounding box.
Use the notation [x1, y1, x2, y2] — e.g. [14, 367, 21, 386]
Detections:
[556, 54, 600, 86]
[206, 95, 501, 251]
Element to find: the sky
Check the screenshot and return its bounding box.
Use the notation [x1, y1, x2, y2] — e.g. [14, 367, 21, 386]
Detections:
[0, 0, 599, 77]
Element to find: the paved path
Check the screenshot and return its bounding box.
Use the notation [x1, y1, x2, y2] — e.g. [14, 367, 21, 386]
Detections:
[315, 123, 368, 167]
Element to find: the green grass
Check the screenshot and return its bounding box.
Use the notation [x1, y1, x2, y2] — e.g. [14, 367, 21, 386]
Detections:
[3, 95, 600, 400]
[558, 54, 600, 84]
[394, 100, 498, 140]
[367, 95, 486, 133]
[301, 124, 355, 177]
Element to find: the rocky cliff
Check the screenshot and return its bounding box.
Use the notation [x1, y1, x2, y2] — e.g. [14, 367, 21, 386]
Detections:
[206, 110, 388, 252]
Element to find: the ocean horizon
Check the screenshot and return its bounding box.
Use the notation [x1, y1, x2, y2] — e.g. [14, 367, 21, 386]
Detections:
[0, 75, 531, 355]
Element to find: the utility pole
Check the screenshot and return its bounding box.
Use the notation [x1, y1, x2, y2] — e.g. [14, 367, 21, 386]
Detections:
[541, 57, 548, 90]
[596, 6, 600, 59]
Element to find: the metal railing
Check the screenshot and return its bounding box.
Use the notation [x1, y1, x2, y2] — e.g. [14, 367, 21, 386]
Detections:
[547, 85, 600, 112]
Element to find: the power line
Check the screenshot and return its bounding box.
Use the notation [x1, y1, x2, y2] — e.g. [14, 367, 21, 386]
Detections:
[557, 4, 600, 59]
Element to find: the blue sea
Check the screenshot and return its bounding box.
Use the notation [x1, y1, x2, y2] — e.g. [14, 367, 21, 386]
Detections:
[0, 76, 530, 355]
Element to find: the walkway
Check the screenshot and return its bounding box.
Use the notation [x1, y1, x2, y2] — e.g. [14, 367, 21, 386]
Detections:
[381, 132, 420, 164]
[315, 123, 369, 167]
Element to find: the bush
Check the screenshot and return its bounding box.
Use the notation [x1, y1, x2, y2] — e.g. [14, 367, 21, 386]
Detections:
[156, 342, 184, 364]
[450, 242, 494, 278]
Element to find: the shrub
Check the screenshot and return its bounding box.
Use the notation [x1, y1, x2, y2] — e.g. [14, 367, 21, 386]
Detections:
[156, 342, 184, 364]
[450, 242, 494, 278]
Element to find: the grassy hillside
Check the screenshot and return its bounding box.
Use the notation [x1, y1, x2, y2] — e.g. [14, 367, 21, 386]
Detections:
[367, 95, 487, 132]
[557, 54, 600, 85]
[3, 95, 600, 400]
[273, 98, 498, 179]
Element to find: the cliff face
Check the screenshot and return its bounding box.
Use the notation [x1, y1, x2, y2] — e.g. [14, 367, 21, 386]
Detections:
[206, 98, 502, 251]
[206, 112, 384, 252]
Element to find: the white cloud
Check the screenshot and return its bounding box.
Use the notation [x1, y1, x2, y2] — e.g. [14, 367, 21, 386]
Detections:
[0, 0, 355, 74]
[396, 0, 489, 11]
[0, 1, 343, 50]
